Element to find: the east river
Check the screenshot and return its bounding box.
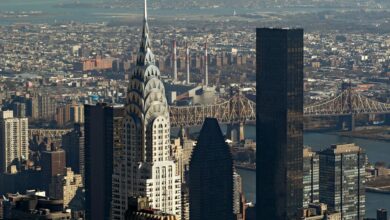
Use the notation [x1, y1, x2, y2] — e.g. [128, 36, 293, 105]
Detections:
[238, 126, 390, 218]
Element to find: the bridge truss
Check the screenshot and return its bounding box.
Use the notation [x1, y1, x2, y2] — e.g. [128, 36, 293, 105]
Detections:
[169, 89, 390, 127]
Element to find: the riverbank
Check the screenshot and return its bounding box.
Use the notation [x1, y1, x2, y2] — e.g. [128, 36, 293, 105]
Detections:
[235, 163, 256, 171]
[366, 187, 390, 194]
[335, 126, 390, 142]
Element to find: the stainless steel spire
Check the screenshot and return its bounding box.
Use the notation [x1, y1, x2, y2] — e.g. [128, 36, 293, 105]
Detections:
[144, 0, 147, 21]
[139, 0, 151, 59]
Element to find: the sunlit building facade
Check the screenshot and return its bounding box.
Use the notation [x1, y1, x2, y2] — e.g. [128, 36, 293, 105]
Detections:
[112, 1, 181, 219]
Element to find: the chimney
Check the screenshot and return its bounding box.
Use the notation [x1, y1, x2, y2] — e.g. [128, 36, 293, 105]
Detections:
[186, 42, 190, 84]
[204, 39, 208, 87]
[173, 39, 177, 82]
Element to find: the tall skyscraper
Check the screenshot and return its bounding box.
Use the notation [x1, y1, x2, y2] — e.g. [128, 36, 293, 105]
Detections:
[377, 209, 387, 220]
[303, 147, 319, 208]
[319, 143, 365, 220]
[62, 123, 85, 180]
[256, 28, 304, 219]
[114, 1, 181, 218]
[84, 103, 124, 220]
[189, 118, 234, 220]
[0, 110, 28, 173]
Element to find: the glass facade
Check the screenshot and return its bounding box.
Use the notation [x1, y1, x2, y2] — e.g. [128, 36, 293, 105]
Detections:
[189, 118, 234, 220]
[319, 144, 366, 220]
[256, 28, 304, 219]
[303, 148, 319, 208]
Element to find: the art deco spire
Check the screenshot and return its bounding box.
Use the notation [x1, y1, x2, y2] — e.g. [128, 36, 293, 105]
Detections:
[139, 0, 152, 63]
[144, 0, 147, 21]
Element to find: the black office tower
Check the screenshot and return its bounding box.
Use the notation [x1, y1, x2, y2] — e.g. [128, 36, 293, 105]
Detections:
[377, 209, 388, 220]
[62, 123, 85, 180]
[256, 28, 304, 219]
[84, 103, 124, 220]
[189, 118, 234, 220]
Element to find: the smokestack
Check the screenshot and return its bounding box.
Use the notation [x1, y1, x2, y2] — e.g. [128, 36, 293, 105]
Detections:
[186, 42, 190, 84]
[204, 39, 208, 87]
[173, 39, 177, 82]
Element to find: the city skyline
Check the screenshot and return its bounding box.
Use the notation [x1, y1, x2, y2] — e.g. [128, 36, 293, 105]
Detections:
[0, 0, 390, 219]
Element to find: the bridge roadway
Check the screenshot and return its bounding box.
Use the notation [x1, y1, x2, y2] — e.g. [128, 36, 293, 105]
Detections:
[27, 89, 390, 134]
[169, 89, 390, 128]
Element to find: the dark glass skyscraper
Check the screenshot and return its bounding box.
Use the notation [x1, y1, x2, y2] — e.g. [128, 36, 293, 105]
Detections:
[84, 103, 124, 220]
[256, 28, 304, 219]
[62, 123, 85, 180]
[189, 118, 234, 220]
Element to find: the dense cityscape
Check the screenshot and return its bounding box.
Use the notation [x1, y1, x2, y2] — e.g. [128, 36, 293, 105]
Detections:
[0, 0, 390, 220]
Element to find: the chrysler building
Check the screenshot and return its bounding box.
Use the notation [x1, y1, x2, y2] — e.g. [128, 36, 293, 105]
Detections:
[111, 0, 182, 219]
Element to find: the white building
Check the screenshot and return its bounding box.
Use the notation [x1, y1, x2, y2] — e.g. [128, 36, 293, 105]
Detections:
[111, 1, 181, 219]
[0, 110, 28, 173]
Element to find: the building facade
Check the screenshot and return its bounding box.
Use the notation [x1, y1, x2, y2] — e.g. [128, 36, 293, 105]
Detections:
[303, 147, 320, 208]
[112, 1, 182, 219]
[49, 167, 83, 207]
[319, 143, 365, 220]
[256, 28, 304, 219]
[84, 103, 124, 220]
[125, 197, 178, 220]
[3, 192, 71, 220]
[62, 123, 85, 180]
[171, 129, 195, 220]
[40, 147, 66, 183]
[189, 118, 234, 220]
[377, 209, 387, 220]
[0, 110, 28, 173]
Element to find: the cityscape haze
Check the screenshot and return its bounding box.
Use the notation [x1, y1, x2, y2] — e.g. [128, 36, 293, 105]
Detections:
[0, 0, 390, 220]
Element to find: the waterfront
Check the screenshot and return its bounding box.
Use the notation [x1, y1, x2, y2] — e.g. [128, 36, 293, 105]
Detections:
[238, 127, 390, 219]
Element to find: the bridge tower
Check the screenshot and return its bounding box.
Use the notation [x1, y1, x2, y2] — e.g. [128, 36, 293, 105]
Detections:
[226, 121, 245, 144]
[385, 114, 390, 125]
[226, 87, 245, 144]
[337, 114, 355, 131]
[337, 82, 355, 131]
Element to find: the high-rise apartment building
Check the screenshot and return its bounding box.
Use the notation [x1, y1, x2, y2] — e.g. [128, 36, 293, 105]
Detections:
[40, 145, 67, 193]
[256, 28, 304, 219]
[84, 103, 124, 220]
[70, 104, 84, 123]
[233, 171, 244, 219]
[112, 1, 182, 219]
[319, 143, 365, 220]
[303, 147, 319, 208]
[28, 93, 57, 120]
[49, 167, 83, 207]
[56, 103, 84, 127]
[0, 110, 28, 173]
[172, 129, 195, 220]
[189, 118, 234, 220]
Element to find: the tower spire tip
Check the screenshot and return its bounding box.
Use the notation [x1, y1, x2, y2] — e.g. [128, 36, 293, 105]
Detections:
[144, 0, 148, 21]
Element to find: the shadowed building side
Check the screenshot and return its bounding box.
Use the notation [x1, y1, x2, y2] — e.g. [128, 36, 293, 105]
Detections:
[189, 118, 234, 220]
[84, 103, 124, 220]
